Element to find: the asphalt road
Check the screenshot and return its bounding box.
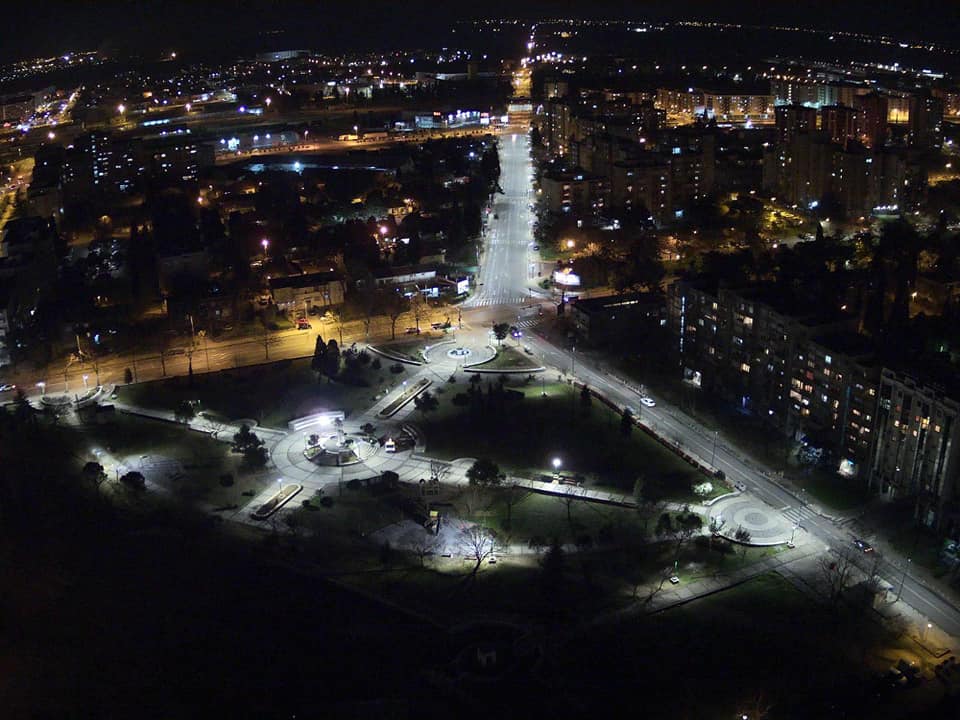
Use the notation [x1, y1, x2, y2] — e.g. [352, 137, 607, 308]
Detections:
[465, 132, 536, 309]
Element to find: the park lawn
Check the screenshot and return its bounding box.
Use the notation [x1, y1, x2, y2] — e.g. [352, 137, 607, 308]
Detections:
[372, 339, 426, 362]
[481, 489, 647, 547]
[290, 488, 407, 540]
[117, 358, 392, 428]
[419, 379, 708, 500]
[472, 344, 540, 371]
[550, 571, 886, 718]
[75, 414, 271, 508]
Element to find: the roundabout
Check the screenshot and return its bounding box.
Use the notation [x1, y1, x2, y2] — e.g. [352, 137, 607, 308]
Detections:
[422, 339, 495, 366]
[709, 494, 793, 546]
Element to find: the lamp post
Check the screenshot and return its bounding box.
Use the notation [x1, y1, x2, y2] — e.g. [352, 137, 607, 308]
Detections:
[37, 381, 46, 396]
[896, 557, 911, 601]
[261, 238, 269, 263]
[711, 430, 719, 468]
[82, 374, 89, 390]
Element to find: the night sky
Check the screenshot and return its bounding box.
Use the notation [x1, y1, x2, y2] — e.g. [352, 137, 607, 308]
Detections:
[4, 0, 957, 64]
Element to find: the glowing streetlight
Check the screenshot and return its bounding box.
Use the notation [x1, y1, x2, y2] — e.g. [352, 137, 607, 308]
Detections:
[185, 102, 192, 112]
[82, 374, 89, 389]
[47, 131, 55, 141]
[552, 457, 562, 470]
[117, 103, 125, 115]
[566, 239, 575, 249]
[265, 97, 272, 107]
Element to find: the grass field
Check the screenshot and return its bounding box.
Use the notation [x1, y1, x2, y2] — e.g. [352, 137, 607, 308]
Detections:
[471, 344, 540, 371]
[117, 358, 393, 428]
[418, 378, 711, 500]
[74, 414, 271, 509]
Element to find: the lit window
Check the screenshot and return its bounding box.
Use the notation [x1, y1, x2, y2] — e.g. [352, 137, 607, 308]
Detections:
[740, 363, 751, 373]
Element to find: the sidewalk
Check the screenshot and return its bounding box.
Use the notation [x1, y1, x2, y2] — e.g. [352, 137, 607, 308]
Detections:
[111, 400, 286, 445]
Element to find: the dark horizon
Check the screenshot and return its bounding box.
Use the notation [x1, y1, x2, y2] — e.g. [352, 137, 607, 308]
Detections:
[3, 0, 957, 65]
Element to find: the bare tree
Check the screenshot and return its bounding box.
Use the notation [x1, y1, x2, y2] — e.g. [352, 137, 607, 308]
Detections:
[734, 526, 752, 564]
[862, 550, 886, 596]
[818, 546, 859, 606]
[383, 290, 408, 340]
[645, 565, 676, 604]
[562, 494, 577, 528]
[411, 534, 438, 567]
[735, 693, 774, 720]
[456, 483, 487, 519]
[82, 461, 109, 495]
[501, 482, 525, 530]
[634, 475, 668, 537]
[459, 523, 497, 576]
[674, 511, 703, 562]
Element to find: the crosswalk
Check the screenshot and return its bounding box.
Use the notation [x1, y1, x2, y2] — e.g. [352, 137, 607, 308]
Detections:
[782, 505, 811, 528]
[464, 294, 530, 307]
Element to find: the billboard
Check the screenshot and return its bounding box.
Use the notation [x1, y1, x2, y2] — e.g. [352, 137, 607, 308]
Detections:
[553, 269, 581, 286]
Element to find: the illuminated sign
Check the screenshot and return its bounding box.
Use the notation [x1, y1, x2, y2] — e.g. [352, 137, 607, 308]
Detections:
[456, 278, 470, 295]
[553, 270, 581, 286]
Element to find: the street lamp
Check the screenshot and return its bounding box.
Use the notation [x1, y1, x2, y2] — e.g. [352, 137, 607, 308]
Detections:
[36, 381, 46, 396]
[260, 238, 269, 262]
[896, 557, 911, 601]
[82, 374, 89, 389]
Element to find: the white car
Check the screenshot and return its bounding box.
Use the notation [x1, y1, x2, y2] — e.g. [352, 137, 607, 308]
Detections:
[640, 397, 656, 408]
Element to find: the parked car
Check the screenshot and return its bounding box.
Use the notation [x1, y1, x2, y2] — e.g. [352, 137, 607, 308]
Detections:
[297, 320, 312, 330]
[854, 538, 874, 553]
[524, 346, 534, 355]
[735, 480, 747, 492]
[640, 397, 656, 408]
[0, 383, 15, 392]
[404, 327, 420, 335]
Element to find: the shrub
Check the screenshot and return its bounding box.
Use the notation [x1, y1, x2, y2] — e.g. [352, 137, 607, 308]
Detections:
[319, 496, 334, 508]
[219, 473, 234, 487]
[124, 368, 133, 384]
[452, 392, 470, 407]
[371, 357, 382, 370]
[120, 471, 146, 490]
[390, 363, 405, 374]
[693, 481, 714, 498]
